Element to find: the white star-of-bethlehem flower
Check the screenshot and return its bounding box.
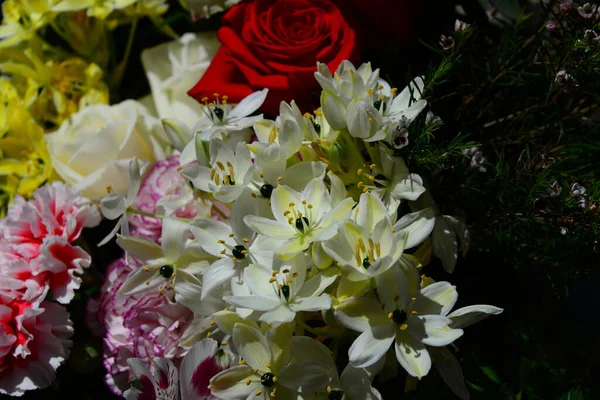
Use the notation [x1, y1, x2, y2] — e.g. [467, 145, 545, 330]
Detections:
[243, 177, 355, 260]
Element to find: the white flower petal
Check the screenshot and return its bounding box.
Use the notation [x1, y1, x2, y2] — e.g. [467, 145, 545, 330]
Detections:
[100, 193, 127, 220]
[278, 361, 334, 392]
[290, 294, 332, 312]
[259, 304, 296, 324]
[228, 89, 268, 120]
[335, 297, 389, 333]
[447, 305, 503, 329]
[243, 216, 295, 239]
[354, 192, 388, 233]
[119, 267, 162, 295]
[209, 365, 258, 399]
[223, 296, 280, 312]
[202, 259, 236, 299]
[394, 208, 436, 249]
[395, 331, 432, 378]
[161, 218, 191, 261]
[295, 267, 337, 298]
[116, 235, 163, 262]
[321, 91, 347, 130]
[232, 324, 271, 373]
[376, 264, 408, 313]
[417, 282, 459, 317]
[410, 315, 463, 347]
[180, 339, 219, 400]
[244, 265, 278, 299]
[348, 325, 396, 368]
[191, 219, 234, 256]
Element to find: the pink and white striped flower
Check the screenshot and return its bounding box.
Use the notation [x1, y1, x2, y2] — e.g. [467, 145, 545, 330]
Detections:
[97, 256, 194, 395]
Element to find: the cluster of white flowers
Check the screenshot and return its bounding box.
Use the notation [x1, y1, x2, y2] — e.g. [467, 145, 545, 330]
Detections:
[103, 60, 502, 400]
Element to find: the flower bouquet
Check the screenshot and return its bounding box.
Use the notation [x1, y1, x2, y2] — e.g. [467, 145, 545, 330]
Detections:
[1, 0, 598, 399]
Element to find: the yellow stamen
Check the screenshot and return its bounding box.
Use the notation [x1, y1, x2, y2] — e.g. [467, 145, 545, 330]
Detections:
[243, 238, 250, 243]
[256, 390, 263, 396]
[400, 324, 408, 331]
[246, 378, 252, 385]
[269, 278, 277, 283]
[388, 312, 393, 319]
[229, 233, 235, 237]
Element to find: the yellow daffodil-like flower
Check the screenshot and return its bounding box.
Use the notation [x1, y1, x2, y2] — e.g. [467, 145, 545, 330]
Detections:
[0, 0, 56, 49]
[0, 79, 54, 216]
[0, 48, 109, 131]
[51, 0, 151, 20]
[123, 0, 168, 18]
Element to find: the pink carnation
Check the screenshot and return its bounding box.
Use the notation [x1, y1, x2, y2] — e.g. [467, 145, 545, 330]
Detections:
[129, 156, 229, 242]
[0, 182, 101, 304]
[0, 296, 73, 397]
[98, 256, 194, 395]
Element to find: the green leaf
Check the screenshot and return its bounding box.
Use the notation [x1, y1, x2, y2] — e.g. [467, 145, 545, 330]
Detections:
[481, 365, 502, 384]
[560, 386, 589, 400]
[466, 380, 486, 392]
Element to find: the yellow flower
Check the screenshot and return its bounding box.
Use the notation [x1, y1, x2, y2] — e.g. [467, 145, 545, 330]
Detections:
[52, 0, 141, 20]
[0, 0, 56, 49]
[0, 47, 109, 131]
[0, 79, 54, 215]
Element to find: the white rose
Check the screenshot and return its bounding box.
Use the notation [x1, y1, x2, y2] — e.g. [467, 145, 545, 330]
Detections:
[45, 100, 166, 199]
[141, 32, 220, 126]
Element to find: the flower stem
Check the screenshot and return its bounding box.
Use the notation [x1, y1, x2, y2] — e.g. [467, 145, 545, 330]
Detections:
[127, 207, 194, 222]
[211, 204, 229, 220]
[110, 16, 139, 89]
[296, 319, 335, 338]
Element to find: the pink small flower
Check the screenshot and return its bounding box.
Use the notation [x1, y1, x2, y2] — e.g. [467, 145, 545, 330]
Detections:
[560, 0, 573, 12]
[577, 3, 597, 19]
[97, 256, 194, 395]
[454, 19, 471, 32]
[0, 297, 73, 396]
[546, 20, 557, 31]
[439, 34, 455, 50]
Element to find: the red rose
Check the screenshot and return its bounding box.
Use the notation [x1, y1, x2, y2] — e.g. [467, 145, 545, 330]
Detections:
[188, 0, 362, 115]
